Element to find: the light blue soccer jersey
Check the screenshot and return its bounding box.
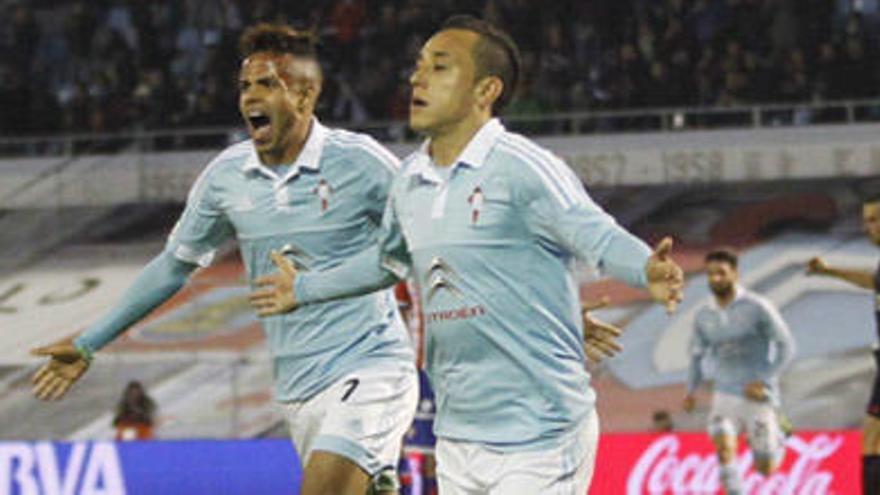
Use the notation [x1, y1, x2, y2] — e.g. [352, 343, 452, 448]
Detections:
[299, 118, 652, 450]
[166, 119, 414, 402]
[687, 286, 795, 405]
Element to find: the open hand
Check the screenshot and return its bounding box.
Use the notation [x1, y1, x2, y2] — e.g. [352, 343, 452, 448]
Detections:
[249, 251, 299, 317]
[682, 394, 696, 413]
[582, 297, 623, 363]
[744, 381, 768, 402]
[645, 237, 685, 314]
[806, 257, 828, 276]
[31, 343, 90, 401]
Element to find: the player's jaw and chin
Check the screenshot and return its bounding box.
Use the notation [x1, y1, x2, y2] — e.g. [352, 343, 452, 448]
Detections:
[253, 109, 298, 157]
[409, 87, 474, 137]
[709, 281, 734, 298]
[409, 84, 473, 136]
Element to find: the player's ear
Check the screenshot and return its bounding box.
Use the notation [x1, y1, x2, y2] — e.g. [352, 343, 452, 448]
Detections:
[296, 80, 320, 114]
[475, 76, 503, 113]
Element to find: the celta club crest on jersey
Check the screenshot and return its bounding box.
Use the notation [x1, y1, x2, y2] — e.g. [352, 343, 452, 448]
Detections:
[425, 256, 464, 303]
[313, 179, 332, 214]
[468, 186, 484, 224]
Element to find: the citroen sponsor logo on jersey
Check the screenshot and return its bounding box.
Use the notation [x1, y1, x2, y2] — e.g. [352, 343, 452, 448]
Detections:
[468, 186, 484, 224]
[426, 305, 487, 323]
[424, 256, 487, 323]
[425, 256, 464, 303]
[313, 178, 332, 214]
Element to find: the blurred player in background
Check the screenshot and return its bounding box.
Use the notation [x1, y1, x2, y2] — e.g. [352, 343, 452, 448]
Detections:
[112, 380, 157, 441]
[250, 15, 683, 494]
[684, 249, 795, 495]
[807, 197, 880, 495]
[31, 23, 416, 495]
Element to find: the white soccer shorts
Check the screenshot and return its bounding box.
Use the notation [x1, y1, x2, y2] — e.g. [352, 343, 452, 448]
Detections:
[435, 409, 599, 495]
[280, 360, 418, 475]
[708, 392, 786, 462]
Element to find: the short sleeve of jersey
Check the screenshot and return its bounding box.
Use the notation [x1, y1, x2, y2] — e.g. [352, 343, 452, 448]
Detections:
[165, 158, 233, 267]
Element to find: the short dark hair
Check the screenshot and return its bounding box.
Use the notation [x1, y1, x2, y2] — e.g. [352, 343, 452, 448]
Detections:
[652, 410, 671, 422]
[239, 23, 319, 60]
[864, 194, 880, 206]
[705, 249, 738, 269]
[440, 15, 522, 113]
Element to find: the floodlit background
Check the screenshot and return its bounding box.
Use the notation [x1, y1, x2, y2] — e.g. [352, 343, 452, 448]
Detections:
[1, 1, 878, 493]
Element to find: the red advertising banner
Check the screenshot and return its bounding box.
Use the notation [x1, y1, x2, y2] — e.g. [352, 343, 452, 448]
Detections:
[590, 431, 861, 495]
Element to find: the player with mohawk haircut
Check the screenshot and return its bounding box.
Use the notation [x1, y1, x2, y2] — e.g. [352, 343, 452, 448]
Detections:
[31, 22, 417, 495]
[239, 23, 320, 55]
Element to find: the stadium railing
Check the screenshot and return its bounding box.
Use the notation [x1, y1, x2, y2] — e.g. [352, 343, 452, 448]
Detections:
[1, 97, 879, 158]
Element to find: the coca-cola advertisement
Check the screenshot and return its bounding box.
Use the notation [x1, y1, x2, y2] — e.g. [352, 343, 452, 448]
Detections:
[591, 431, 860, 495]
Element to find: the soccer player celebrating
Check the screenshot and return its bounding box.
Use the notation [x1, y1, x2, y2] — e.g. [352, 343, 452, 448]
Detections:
[683, 249, 795, 495]
[31, 24, 417, 495]
[807, 197, 880, 495]
[250, 15, 683, 493]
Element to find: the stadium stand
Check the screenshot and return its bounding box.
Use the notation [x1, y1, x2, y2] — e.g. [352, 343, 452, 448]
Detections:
[1, 0, 879, 136]
[6, 3, 880, 494]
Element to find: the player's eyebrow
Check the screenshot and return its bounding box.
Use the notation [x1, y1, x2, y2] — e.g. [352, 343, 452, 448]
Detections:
[418, 50, 451, 61]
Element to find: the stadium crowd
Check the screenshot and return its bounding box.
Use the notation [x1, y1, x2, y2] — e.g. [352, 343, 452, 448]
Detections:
[0, 0, 876, 136]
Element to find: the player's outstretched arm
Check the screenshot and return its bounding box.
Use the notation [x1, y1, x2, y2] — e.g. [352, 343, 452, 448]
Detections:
[249, 245, 401, 316]
[30, 251, 197, 400]
[581, 297, 623, 363]
[806, 256, 875, 290]
[517, 160, 683, 312]
[251, 192, 410, 316]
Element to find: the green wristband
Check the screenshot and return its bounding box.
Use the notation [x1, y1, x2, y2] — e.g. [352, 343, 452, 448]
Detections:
[74, 342, 94, 363]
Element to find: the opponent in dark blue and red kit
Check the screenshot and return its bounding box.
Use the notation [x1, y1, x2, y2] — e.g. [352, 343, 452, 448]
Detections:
[807, 198, 880, 495]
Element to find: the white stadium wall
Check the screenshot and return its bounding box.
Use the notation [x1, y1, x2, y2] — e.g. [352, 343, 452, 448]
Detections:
[3, 123, 880, 209]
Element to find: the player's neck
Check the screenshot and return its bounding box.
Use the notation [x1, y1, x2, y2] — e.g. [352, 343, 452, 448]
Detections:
[429, 113, 490, 167]
[259, 118, 312, 166]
